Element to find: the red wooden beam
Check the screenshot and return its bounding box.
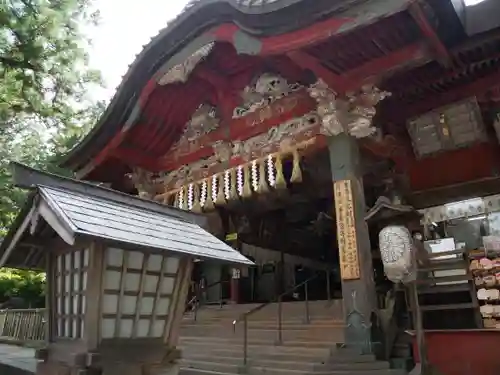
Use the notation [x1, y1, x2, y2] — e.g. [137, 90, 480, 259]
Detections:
[408, 2, 450, 64]
[344, 43, 428, 85]
[210, 16, 353, 56]
[288, 43, 428, 94]
[287, 50, 351, 93]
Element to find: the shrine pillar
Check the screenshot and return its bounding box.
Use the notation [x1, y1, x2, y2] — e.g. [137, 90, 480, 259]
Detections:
[307, 79, 389, 352]
[328, 133, 377, 353]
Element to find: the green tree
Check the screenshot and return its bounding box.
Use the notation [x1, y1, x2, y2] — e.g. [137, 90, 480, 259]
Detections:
[0, 268, 45, 307]
[0, 0, 103, 134]
[0, 0, 105, 235]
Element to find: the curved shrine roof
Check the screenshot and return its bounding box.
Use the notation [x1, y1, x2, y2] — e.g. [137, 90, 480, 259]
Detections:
[60, 0, 500, 197]
[60, 0, 419, 176]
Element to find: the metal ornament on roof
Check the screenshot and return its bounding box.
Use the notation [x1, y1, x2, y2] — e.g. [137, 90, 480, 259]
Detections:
[379, 225, 416, 284]
[158, 43, 214, 86]
[236, 0, 282, 6]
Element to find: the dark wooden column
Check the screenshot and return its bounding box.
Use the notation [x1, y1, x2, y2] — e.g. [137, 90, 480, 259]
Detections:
[327, 134, 377, 353]
[225, 220, 241, 305]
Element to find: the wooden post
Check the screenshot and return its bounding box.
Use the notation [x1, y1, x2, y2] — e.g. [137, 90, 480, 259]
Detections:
[327, 134, 377, 353]
[230, 271, 240, 304]
[225, 217, 241, 305]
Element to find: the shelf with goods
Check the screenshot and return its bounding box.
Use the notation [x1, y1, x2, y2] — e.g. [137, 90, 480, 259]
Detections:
[469, 241, 500, 329]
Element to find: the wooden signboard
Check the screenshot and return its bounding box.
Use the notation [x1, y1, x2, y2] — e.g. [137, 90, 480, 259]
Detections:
[334, 179, 361, 280]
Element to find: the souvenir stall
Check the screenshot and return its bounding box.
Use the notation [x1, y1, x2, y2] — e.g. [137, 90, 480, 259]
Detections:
[420, 194, 500, 328]
[409, 195, 500, 375]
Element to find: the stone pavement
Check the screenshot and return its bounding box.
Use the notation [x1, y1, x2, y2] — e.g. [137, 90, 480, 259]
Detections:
[0, 343, 36, 374]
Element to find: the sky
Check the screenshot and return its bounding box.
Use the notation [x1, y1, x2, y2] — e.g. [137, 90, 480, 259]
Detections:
[85, 0, 486, 102]
[85, 0, 190, 102]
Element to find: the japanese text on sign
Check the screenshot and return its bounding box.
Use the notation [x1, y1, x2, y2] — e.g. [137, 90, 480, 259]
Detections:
[334, 180, 360, 280]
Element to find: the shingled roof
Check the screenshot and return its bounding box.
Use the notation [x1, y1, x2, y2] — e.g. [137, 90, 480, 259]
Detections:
[0, 163, 253, 269]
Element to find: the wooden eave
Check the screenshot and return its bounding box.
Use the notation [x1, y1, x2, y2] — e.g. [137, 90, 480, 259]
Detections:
[60, 0, 436, 177]
[0, 163, 254, 270]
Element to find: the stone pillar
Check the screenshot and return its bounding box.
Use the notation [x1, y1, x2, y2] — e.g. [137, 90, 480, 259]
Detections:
[327, 133, 377, 353]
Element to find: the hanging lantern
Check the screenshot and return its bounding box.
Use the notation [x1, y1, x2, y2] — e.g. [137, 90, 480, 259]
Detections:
[378, 225, 417, 284]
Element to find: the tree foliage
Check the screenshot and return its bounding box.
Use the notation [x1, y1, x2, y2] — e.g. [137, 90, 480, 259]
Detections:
[0, 0, 103, 130]
[0, 268, 45, 307]
[0, 0, 105, 235]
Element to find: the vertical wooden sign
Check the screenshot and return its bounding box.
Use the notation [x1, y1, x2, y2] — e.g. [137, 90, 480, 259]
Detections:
[334, 179, 361, 280]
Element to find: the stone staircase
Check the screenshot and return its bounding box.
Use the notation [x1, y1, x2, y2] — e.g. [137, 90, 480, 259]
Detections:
[178, 300, 407, 375]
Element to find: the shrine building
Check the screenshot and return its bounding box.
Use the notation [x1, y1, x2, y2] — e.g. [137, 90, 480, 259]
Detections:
[3, 1, 500, 374]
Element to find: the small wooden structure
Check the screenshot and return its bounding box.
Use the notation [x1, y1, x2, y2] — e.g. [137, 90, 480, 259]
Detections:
[0, 163, 252, 375]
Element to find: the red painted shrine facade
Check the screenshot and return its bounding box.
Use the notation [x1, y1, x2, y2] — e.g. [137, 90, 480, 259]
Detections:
[63, 0, 500, 212]
[58, 1, 500, 373]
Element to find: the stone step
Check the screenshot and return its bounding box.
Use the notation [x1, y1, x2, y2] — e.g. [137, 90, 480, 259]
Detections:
[180, 336, 340, 349]
[181, 330, 342, 342]
[181, 325, 344, 335]
[182, 355, 389, 371]
[180, 369, 237, 375]
[185, 314, 344, 323]
[181, 344, 378, 363]
[181, 347, 331, 361]
[182, 323, 344, 331]
[181, 360, 404, 375]
[183, 319, 345, 326]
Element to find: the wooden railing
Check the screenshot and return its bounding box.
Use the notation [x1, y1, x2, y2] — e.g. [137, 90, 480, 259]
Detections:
[0, 309, 45, 342]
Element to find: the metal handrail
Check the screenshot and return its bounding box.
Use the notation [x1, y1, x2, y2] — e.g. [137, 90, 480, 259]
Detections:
[187, 279, 230, 321]
[233, 268, 332, 366]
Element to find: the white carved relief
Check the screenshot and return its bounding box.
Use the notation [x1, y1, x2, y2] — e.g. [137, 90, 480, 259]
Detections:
[129, 168, 157, 199]
[307, 79, 344, 137]
[307, 80, 391, 139]
[233, 73, 302, 118]
[171, 104, 220, 155]
[212, 140, 233, 163]
[158, 43, 214, 86]
[162, 111, 320, 186]
[183, 104, 219, 140]
[233, 112, 320, 160]
[345, 85, 391, 138]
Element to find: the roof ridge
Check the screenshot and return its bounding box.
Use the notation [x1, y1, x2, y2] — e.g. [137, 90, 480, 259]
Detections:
[10, 162, 205, 226]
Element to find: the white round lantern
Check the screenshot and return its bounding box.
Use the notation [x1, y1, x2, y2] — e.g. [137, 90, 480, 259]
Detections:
[379, 225, 417, 284]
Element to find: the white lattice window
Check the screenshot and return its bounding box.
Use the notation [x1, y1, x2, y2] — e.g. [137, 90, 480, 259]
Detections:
[55, 248, 89, 339]
[100, 248, 180, 339]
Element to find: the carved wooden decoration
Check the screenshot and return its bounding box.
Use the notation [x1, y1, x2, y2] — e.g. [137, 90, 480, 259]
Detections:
[156, 75, 391, 213]
[158, 43, 214, 86]
[334, 179, 361, 280]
